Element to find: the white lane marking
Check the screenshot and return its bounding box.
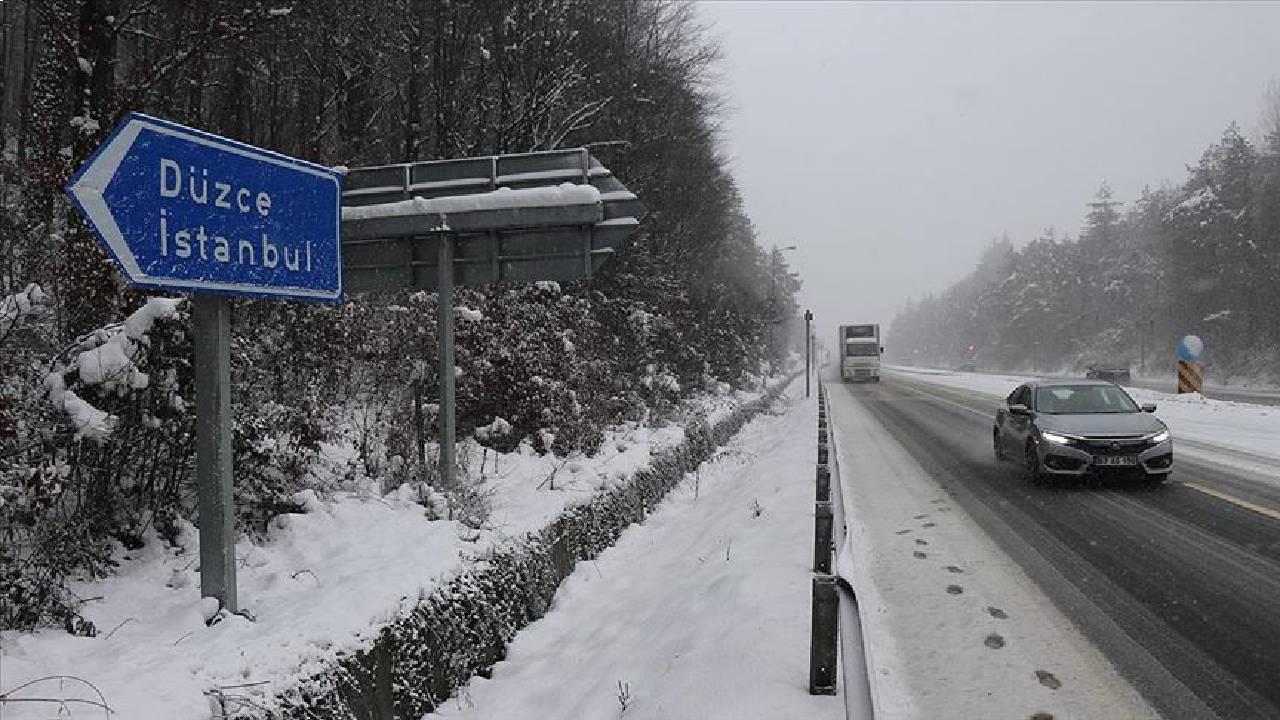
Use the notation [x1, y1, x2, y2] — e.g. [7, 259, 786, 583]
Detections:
[1179, 482, 1280, 522]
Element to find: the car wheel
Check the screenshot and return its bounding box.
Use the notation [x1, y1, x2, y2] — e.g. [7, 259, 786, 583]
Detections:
[993, 428, 1007, 462]
[1023, 440, 1044, 484]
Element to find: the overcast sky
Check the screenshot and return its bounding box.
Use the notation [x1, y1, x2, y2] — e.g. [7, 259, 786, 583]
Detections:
[697, 1, 1280, 342]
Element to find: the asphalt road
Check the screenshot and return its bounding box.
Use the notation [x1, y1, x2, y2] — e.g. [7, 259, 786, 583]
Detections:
[833, 371, 1280, 720]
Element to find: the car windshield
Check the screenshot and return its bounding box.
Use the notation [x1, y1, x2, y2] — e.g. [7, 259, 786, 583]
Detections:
[1036, 385, 1139, 414]
[845, 343, 879, 357]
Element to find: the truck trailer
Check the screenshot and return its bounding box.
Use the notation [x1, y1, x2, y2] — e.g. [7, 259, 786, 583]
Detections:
[839, 324, 882, 382]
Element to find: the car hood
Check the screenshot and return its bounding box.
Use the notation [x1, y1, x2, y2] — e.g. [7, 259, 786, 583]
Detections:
[1037, 412, 1165, 437]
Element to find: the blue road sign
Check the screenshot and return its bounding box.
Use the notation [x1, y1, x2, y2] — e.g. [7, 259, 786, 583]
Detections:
[65, 113, 342, 302]
[1178, 334, 1205, 362]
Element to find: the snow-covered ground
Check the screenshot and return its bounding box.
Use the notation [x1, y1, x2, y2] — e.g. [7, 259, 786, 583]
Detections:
[0, 382, 775, 719]
[886, 365, 1280, 464]
[430, 384, 843, 720]
[827, 384, 1158, 720]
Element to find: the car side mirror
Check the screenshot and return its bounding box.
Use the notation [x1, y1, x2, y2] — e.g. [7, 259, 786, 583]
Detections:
[1141, 403, 1157, 413]
[1008, 403, 1030, 416]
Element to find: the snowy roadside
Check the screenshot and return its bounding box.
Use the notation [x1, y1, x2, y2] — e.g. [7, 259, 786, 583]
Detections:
[0, 379, 779, 720]
[429, 383, 843, 720]
[886, 365, 1280, 465]
[826, 383, 1158, 720]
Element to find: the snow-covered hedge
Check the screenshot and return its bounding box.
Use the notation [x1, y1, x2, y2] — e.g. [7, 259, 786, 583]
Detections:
[2, 298, 193, 632]
[262, 374, 797, 719]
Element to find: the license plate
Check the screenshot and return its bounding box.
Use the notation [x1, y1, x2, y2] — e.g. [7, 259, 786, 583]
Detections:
[1094, 455, 1137, 467]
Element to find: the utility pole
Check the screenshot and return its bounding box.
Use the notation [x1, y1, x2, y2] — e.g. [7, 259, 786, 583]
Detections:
[805, 309, 813, 397]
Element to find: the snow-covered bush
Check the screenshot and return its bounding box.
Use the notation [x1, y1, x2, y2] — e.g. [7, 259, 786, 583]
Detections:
[2, 297, 192, 631]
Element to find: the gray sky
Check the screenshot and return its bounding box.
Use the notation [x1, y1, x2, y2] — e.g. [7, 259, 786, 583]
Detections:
[697, 1, 1280, 342]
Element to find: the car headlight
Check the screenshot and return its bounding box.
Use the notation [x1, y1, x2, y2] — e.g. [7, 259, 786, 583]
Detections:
[1040, 431, 1074, 445]
[1148, 430, 1170, 444]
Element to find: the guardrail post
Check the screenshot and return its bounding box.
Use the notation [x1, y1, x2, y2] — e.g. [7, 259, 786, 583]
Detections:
[816, 464, 830, 503]
[810, 575, 839, 695]
[814, 500, 833, 573]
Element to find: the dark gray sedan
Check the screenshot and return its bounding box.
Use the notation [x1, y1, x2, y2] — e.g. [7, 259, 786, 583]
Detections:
[994, 379, 1173, 483]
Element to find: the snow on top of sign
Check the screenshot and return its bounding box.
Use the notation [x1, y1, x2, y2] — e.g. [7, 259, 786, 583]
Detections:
[595, 217, 640, 227]
[340, 183, 601, 221]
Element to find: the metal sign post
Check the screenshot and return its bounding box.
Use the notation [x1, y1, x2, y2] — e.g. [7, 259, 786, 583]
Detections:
[193, 295, 236, 609]
[66, 113, 343, 614]
[340, 149, 644, 490]
[438, 238, 456, 488]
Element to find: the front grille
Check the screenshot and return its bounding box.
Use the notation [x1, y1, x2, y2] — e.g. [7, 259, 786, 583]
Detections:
[1078, 436, 1149, 455]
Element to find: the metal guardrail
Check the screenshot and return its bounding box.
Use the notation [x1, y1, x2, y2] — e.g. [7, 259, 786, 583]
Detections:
[810, 381, 877, 718]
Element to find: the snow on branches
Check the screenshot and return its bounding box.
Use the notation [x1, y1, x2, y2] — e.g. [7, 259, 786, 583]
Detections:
[45, 298, 186, 439]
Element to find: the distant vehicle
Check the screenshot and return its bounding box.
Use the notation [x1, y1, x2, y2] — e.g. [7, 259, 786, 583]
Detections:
[839, 324, 882, 382]
[993, 379, 1172, 484]
[1085, 364, 1132, 383]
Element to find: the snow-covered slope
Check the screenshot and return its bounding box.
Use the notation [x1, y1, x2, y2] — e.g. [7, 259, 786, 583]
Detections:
[0, 383, 773, 719]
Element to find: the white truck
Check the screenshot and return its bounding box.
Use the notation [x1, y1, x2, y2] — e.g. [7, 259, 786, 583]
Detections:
[839, 324, 882, 382]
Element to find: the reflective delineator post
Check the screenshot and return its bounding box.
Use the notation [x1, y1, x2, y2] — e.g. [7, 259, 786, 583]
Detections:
[810, 575, 839, 695]
[1177, 360, 1203, 394]
[814, 500, 833, 573]
[439, 237, 456, 489]
[194, 294, 237, 613]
